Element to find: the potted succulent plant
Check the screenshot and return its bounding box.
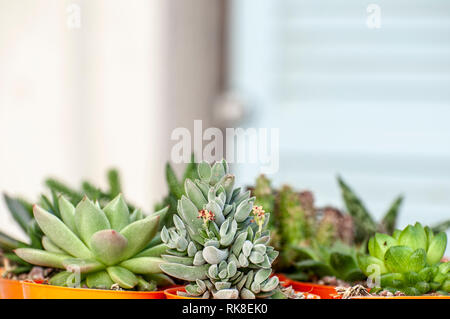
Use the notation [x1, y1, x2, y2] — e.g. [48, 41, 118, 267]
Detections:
[14, 194, 174, 299]
[249, 176, 360, 298]
[249, 175, 450, 299]
[353, 222, 449, 298]
[159, 160, 309, 299]
[0, 194, 38, 299]
[0, 169, 138, 298]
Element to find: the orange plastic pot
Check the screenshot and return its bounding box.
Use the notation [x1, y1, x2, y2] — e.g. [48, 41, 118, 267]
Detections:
[0, 277, 24, 299]
[0, 268, 24, 299]
[274, 273, 290, 283]
[164, 286, 320, 299]
[164, 287, 200, 299]
[22, 281, 166, 299]
[281, 279, 339, 299]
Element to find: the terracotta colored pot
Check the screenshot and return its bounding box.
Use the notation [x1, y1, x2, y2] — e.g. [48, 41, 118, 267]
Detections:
[164, 286, 320, 299]
[0, 277, 24, 299]
[281, 278, 339, 299]
[22, 281, 166, 299]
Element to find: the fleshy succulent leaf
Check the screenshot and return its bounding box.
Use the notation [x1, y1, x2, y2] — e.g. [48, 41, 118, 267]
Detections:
[372, 233, 397, 260]
[329, 252, 359, 278]
[86, 270, 114, 289]
[198, 161, 212, 181]
[135, 243, 168, 258]
[408, 248, 427, 273]
[178, 196, 204, 242]
[49, 271, 73, 287]
[15, 248, 68, 268]
[185, 179, 207, 210]
[159, 263, 209, 281]
[103, 194, 130, 231]
[426, 232, 447, 265]
[398, 224, 427, 251]
[144, 273, 175, 287]
[41, 236, 65, 254]
[90, 229, 128, 265]
[74, 197, 111, 248]
[384, 246, 414, 273]
[106, 266, 138, 289]
[58, 196, 77, 234]
[120, 257, 164, 274]
[107, 169, 122, 198]
[33, 205, 93, 259]
[119, 215, 160, 260]
[62, 258, 105, 273]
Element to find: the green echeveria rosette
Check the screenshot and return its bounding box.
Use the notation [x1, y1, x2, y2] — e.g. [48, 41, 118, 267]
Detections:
[358, 222, 449, 295]
[160, 160, 282, 299]
[14, 194, 173, 291]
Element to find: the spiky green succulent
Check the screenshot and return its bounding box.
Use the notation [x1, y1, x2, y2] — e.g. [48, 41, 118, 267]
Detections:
[250, 176, 354, 278]
[159, 160, 283, 299]
[14, 195, 173, 290]
[44, 169, 136, 211]
[338, 176, 449, 244]
[1, 192, 63, 274]
[292, 242, 365, 283]
[155, 154, 199, 227]
[358, 222, 449, 295]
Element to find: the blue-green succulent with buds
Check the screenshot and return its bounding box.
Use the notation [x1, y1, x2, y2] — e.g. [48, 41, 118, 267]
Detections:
[159, 160, 288, 299]
[14, 195, 173, 291]
[358, 222, 449, 295]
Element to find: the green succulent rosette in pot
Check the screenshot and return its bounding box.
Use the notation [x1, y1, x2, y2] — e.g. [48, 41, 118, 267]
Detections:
[159, 160, 293, 299]
[358, 222, 449, 295]
[14, 194, 173, 291]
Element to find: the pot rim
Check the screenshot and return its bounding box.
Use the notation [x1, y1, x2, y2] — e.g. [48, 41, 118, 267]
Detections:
[164, 285, 321, 299]
[164, 286, 201, 299]
[22, 280, 166, 295]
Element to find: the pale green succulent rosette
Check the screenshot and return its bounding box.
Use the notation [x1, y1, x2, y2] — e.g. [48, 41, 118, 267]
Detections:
[14, 194, 173, 291]
[358, 222, 449, 295]
[159, 160, 283, 299]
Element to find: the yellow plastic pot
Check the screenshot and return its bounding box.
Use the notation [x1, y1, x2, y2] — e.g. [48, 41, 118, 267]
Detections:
[0, 277, 24, 299]
[0, 268, 24, 299]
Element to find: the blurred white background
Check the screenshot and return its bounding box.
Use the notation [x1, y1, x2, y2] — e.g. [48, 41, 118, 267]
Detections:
[230, 0, 450, 239]
[0, 0, 225, 241]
